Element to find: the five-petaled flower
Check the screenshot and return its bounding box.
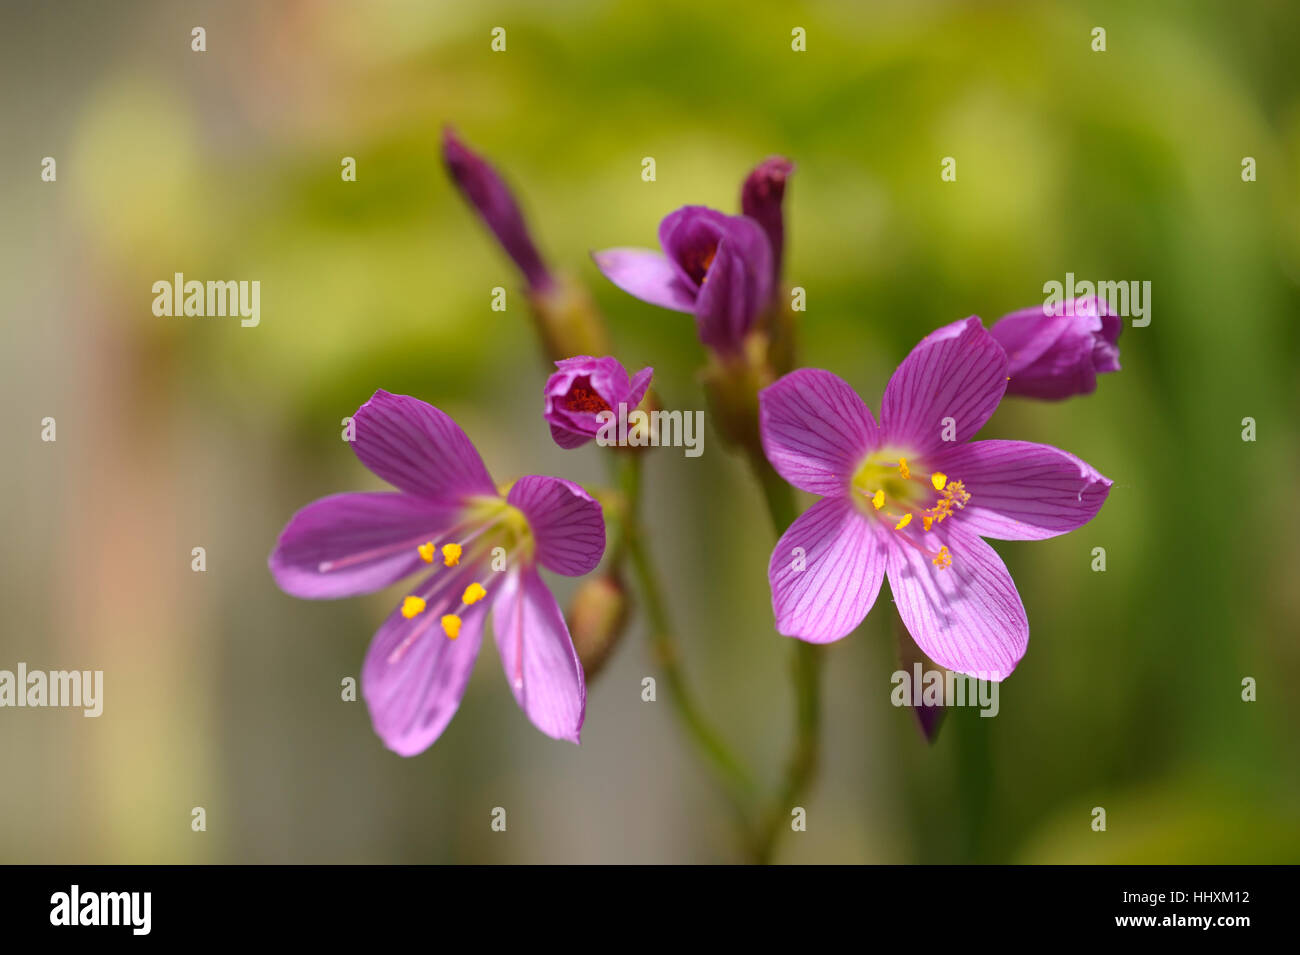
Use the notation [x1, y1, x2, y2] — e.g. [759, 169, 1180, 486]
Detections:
[989, 295, 1121, 401]
[759, 317, 1111, 680]
[543, 355, 654, 449]
[592, 205, 772, 354]
[269, 390, 605, 754]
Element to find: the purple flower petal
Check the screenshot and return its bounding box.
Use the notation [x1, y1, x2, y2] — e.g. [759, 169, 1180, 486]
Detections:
[990, 296, 1122, 401]
[885, 521, 1028, 681]
[269, 491, 459, 599]
[692, 216, 772, 352]
[361, 567, 488, 756]
[769, 496, 887, 642]
[760, 368, 880, 496]
[352, 390, 497, 503]
[627, 365, 654, 409]
[658, 206, 727, 290]
[492, 566, 585, 743]
[880, 316, 1008, 454]
[507, 475, 605, 577]
[548, 421, 594, 450]
[931, 440, 1112, 541]
[591, 248, 697, 313]
[657, 206, 772, 353]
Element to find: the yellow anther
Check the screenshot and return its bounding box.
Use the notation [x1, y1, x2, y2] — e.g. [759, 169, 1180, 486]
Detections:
[931, 472, 947, 491]
[462, 582, 487, 606]
[898, 458, 910, 479]
[948, 480, 970, 507]
[441, 542, 462, 567]
[932, 546, 952, 570]
[871, 489, 885, 510]
[895, 513, 913, 530]
[400, 596, 427, 619]
[417, 542, 436, 564]
[922, 515, 934, 532]
[441, 614, 462, 639]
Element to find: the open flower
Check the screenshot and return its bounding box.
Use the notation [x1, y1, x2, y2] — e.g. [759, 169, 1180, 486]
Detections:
[269, 390, 605, 754]
[442, 126, 553, 292]
[759, 317, 1111, 680]
[989, 295, 1121, 400]
[593, 205, 772, 354]
[544, 355, 653, 449]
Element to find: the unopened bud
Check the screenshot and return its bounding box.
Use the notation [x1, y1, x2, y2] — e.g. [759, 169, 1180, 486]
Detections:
[567, 574, 632, 680]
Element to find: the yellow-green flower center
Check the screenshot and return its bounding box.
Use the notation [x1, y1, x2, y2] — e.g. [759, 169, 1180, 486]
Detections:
[849, 450, 971, 570]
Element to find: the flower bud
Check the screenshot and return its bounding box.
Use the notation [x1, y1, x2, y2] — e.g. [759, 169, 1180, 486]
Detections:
[989, 296, 1121, 400]
[442, 126, 553, 292]
[740, 156, 794, 294]
[567, 574, 632, 680]
[543, 356, 654, 450]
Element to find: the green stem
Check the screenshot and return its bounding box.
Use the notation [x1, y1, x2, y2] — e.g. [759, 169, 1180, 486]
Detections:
[613, 451, 760, 850]
[746, 452, 824, 864]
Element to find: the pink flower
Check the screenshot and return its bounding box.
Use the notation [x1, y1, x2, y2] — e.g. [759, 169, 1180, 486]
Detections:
[269, 391, 605, 753]
[759, 317, 1111, 680]
[592, 205, 771, 354]
[543, 356, 653, 449]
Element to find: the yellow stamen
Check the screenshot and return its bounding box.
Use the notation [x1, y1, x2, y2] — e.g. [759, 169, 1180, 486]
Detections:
[462, 582, 487, 605]
[931, 472, 947, 491]
[871, 489, 885, 510]
[895, 513, 913, 530]
[441, 542, 462, 567]
[417, 542, 436, 564]
[922, 515, 934, 532]
[932, 546, 952, 570]
[441, 614, 462, 639]
[400, 596, 427, 619]
[898, 458, 910, 479]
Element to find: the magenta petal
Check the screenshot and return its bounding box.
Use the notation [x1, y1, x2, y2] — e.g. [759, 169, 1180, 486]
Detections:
[548, 421, 593, 450]
[627, 366, 654, 409]
[492, 567, 585, 743]
[769, 496, 887, 642]
[693, 218, 772, 351]
[269, 492, 458, 599]
[361, 572, 487, 756]
[881, 316, 1008, 454]
[932, 440, 1112, 540]
[760, 368, 880, 496]
[507, 476, 605, 577]
[352, 390, 497, 502]
[885, 521, 1028, 681]
[542, 355, 652, 449]
[591, 248, 697, 313]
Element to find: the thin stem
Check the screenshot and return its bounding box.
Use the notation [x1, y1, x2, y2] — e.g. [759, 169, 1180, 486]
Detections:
[613, 451, 760, 850]
[746, 452, 824, 864]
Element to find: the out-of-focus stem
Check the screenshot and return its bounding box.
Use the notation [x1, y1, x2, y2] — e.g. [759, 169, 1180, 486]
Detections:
[746, 451, 824, 864]
[614, 451, 760, 848]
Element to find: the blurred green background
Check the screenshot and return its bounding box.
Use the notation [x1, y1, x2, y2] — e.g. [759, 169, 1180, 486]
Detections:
[2, 0, 1298, 863]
